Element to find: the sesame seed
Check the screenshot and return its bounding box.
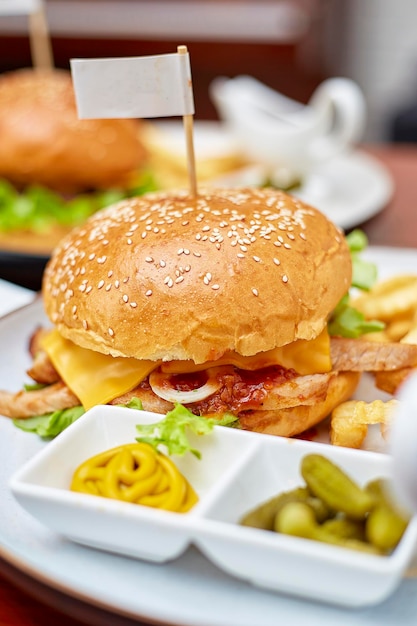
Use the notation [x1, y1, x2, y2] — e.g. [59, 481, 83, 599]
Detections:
[86, 286, 93, 294]
[114, 280, 120, 288]
[237, 253, 245, 258]
[160, 260, 166, 267]
[273, 258, 281, 266]
[123, 294, 129, 303]
[82, 320, 88, 330]
[130, 302, 137, 308]
[212, 284, 220, 290]
[253, 256, 261, 262]
[108, 328, 114, 336]
[193, 251, 201, 257]
[145, 290, 153, 297]
[145, 256, 153, 263]
[282, 274, 289, 283]
[175, 276, 184, 284]
[252, 288, 259, 296]
[177, 248, 184, 255]
[284, 243, 291, 250]
[127, 239, 133, 245]
[108, 270, 113, 278]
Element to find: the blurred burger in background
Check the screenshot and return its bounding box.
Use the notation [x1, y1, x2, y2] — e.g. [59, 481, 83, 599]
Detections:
[0, 67, 155, 257]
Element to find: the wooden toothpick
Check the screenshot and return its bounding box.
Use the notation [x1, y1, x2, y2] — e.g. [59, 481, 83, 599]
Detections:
[28, 3, 54, 70]
[177, 45, 197, 197]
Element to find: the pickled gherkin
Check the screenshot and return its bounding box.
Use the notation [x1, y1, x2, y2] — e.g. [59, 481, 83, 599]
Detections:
[238, 453, 410, 555]
[301, 454, 374, 521]
[365, 479, 410, 551]
[240, 486, 310, 530]
[275, 501, 382, 554]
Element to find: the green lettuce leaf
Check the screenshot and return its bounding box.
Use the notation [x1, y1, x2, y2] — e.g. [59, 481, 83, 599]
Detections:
[346, 229, 378, 291]
[135, 403, 237, 459]
[13, 405, 85, 439]
[121, 397, 144, 410]
[0, 171, 159, 233]
[328, 294, 385, 338]
[328, 230, 385, 337]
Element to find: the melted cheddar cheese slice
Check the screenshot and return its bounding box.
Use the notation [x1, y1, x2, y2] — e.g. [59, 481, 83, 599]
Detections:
[41, 330, 160, 410]
[41, 327, 331, 410]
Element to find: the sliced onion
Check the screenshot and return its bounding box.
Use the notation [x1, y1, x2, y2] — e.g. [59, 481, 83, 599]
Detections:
[149, 367, 224, 404]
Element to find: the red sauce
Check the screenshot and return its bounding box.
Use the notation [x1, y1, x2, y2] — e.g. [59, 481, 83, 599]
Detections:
[161, 365, 299, 415]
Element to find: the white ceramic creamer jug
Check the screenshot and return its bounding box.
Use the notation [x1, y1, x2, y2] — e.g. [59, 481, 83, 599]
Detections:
[210, 75, 366, 180]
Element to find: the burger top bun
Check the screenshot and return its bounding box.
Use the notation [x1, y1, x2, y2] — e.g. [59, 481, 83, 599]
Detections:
[43, 187, 351, 363]
[0, 68, 146, 193]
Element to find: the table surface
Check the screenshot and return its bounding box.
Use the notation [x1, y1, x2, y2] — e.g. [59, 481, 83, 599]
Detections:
[1, 143, 417, 626]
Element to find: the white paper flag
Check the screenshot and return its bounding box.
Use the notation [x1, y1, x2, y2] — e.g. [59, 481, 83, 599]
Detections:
[70, 52, 195, 120]
[0, 0, 42, 14]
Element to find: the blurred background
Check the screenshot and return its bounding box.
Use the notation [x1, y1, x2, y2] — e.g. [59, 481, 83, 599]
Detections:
[1, 0, 417, 143]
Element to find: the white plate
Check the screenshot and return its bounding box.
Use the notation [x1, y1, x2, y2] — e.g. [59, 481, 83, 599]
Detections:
[9, 405, 417, 608]
[0, 278, 34, 318]
[153, 121, 394, 230]
[1, 247, 417, 625]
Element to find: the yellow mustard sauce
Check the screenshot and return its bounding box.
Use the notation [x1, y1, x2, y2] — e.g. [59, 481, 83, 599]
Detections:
[70, 442, 198, 513]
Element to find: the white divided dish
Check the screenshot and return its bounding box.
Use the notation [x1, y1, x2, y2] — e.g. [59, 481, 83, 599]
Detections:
[9, 405, 417, 608]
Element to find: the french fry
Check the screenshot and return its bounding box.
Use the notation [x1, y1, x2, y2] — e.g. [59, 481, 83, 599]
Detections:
[353, 275, 417, 322]
[330, 399, 399, 449]
[375, 367, 416, 395]
[401, 326, 417, 345]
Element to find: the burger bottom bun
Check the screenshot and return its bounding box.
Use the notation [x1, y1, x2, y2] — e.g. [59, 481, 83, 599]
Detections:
[238, 371, 361, 438]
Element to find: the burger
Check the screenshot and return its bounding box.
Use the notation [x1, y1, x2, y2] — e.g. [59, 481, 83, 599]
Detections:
[0, 67, 151, 256]
[2, 186, 368, 438]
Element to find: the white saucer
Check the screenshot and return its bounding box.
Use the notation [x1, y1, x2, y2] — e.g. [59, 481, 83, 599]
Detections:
[293, 149, 394, 230]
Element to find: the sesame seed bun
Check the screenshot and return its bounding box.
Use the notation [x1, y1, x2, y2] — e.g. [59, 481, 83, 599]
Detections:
[42, 187, 351, 364]
[0, 68, 146, 193]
